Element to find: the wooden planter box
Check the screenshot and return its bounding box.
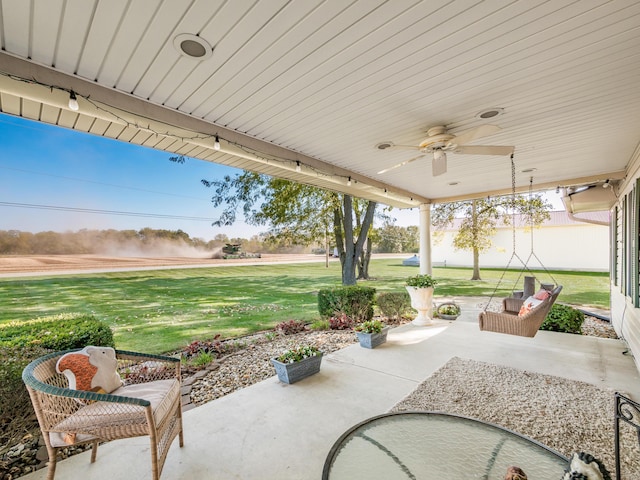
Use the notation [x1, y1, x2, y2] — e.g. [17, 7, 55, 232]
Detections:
[355, 327, 390, 349]
[271, 353, 323, 384]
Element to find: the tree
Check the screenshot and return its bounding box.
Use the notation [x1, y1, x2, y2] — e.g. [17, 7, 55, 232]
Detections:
[373, 223, 419, 253]
[200, 171, 376, 285]
[431, 194, 552, 280]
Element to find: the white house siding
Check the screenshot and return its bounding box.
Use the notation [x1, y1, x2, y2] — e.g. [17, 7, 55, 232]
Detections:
[611, 145, 640, 373]
[431, 211, 609, 271]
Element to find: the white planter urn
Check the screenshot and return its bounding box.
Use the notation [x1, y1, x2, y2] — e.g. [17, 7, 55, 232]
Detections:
[405, 286, 434, 326]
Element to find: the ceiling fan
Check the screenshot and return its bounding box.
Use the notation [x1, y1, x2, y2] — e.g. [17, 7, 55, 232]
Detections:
[376, 124, 515, 176]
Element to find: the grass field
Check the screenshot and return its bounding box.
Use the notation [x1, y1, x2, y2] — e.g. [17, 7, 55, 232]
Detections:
[0, 259, 609, 353]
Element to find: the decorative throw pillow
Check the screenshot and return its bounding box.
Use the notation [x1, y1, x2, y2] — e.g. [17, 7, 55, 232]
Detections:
[561, 452, 611, 480]
[517, 296, 543, 317]
[533, 289, 551, 301]
[56, 346, 122, 394]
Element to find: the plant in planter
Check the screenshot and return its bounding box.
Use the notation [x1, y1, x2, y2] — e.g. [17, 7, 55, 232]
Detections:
[405, 274, 438, 326]
[271, 345, 323, 384]
[436, 303, 461, 320]
[354, 320, 390, 349]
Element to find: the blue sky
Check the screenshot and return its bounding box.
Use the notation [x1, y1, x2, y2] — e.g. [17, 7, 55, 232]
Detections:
[0, 114, 271, 240]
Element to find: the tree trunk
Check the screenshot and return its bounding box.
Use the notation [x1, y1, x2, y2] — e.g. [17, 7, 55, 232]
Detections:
[472, 246, 481, 280]
[470, 199, 482, 280]
[357, 237, 372, 279]
[341, 195, 357, 285]
[339, 196, 377, 285]
[333, 207, 345, 264]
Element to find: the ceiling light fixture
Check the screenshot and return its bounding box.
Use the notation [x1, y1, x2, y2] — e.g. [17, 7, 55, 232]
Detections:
[375, 142, 394, 150]
[603, 179, 611, 188]
[295, 161, 301, 172]
[173, 34, 214, 60]
[347, 176, 352, 186]
[476, 107, 504, 119]
[68, 91, 79, 111]
[213, 135, 220, 151]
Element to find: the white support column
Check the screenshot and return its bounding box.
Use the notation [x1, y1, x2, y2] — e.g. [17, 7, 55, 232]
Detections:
[419, 203, 432, 275]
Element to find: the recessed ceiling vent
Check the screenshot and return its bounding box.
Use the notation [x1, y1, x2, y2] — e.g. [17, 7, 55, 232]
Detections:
[174, 34, 213, 60]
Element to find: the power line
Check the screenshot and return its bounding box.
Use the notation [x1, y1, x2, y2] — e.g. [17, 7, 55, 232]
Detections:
[0, 201, 217, 221]
[0, 164, 210, 203]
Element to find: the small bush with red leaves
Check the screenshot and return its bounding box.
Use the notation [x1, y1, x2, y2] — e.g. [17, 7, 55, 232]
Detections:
[183, 334, 227, 358]
[329, 313, 355, 330]
[275, 320, 307, 335]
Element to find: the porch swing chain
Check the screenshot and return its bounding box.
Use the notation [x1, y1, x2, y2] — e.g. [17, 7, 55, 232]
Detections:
[529, 176, 534, 254]
[484, 155, 518, 311]
[511, 154, 517, 254]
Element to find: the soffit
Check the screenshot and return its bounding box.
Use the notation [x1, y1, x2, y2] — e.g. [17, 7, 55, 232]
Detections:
[0, 0, 639, 208]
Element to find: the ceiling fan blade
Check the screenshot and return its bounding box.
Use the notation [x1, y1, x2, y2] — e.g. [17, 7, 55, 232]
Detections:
[390, 144, 422, 150]
[432, 150, 447, 176]
[451, 124, 501, 145]
[377, 154, 425, 175]
[454, 145, 515, 156]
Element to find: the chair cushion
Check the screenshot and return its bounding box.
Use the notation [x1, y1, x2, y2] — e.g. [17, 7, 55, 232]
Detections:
[51, 378, 180, 446]
[56, 346, 123, 394]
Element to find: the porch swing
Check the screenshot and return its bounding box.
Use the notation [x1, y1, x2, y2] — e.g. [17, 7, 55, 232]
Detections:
[477, 155, 563, 337]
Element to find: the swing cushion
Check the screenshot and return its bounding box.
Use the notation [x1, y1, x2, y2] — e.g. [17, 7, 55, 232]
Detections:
[518, 297, 543, 316]
[533, 289, 552, 301]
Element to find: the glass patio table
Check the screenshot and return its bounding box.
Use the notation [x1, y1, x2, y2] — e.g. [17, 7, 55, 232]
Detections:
[322, 412, 568, 479]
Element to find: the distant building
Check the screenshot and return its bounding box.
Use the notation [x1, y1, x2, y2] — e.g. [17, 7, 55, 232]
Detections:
[431, 210, 609, 272]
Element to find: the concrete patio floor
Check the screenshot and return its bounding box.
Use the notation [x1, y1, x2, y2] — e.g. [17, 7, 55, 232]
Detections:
[23, 298, 640, 480]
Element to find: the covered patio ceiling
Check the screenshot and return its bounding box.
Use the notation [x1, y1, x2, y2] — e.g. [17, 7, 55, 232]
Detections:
[0, 0, 638, 210]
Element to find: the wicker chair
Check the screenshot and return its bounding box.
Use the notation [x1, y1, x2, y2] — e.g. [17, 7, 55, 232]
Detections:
[22, 349, 184, 480]
[478, 285, 562, 337]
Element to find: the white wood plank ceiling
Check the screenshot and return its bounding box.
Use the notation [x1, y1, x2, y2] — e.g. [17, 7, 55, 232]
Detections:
[1, 0, 639, 208]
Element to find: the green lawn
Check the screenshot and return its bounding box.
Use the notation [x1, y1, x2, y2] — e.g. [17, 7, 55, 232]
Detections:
[0, 259, 610, 353]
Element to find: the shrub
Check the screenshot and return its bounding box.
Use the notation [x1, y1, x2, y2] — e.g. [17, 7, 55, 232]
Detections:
[0, 344, 49, 450]
[437, 303, 461, 317]
[310, 319, 330, 331]
[540, 304, 585, 334]
[377, 291, 411, 321]
[0, 313, 115, 350]
[275, 319, 307, 335]
[405, 274, 437, 288]
[191, 351, 214, 367]
[276, 345, 321, 364]
[354, 320, 385, 334]
[328, 313, 355, 330]
[317, 286, 376, 321]
[183, 334, 227, 358]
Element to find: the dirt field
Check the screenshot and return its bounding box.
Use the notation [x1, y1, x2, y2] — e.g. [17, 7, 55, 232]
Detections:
[0, 253, 336, 276]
